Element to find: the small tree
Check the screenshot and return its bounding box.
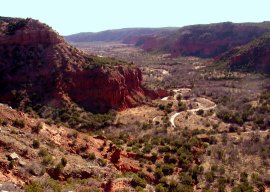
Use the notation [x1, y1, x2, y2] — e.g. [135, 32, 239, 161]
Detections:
[196, 109, 204, 116]
[89, 152, 96, 160]
[32, 139, 40, 149]
[61, 157, 68, 167]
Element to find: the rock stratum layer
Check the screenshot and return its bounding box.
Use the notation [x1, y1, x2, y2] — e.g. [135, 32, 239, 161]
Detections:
[0, 17, 153, 113]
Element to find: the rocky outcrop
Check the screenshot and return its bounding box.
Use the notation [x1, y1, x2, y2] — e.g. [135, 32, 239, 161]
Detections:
[0, 17, 152, 113]
[105, 144, 141, 173]
[110, 147, 121, 164]
[0, 18, 63, 45]
[217, 33, 270, 74]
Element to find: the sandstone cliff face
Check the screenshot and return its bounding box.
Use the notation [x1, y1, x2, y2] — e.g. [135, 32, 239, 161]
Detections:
[217, 33, 270, 74]
[0, 17, 150, 113]
[67, 66, 145, 112]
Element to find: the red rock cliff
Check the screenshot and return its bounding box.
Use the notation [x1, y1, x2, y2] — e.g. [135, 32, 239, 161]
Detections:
[0, 17, 151, 113]
[66, 65, 145, 112]
[217, 33, 270, 74]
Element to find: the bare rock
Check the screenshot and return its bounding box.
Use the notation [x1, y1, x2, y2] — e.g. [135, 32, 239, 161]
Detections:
[7, 153, 19, 161]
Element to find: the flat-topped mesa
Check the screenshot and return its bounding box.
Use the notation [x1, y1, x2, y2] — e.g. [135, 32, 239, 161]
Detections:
[0, 18, 63, 45]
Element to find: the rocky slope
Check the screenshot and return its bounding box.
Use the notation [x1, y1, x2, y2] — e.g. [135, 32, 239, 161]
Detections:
[132, 22, 270, 58]
[0, 103, 143, 191]
[217, 33, 270, 74]
[0, 17, 155, 114]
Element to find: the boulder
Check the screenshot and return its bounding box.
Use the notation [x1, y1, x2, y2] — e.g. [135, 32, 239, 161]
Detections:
[110, 148, 121, 164]
[7, 152, 19, 161]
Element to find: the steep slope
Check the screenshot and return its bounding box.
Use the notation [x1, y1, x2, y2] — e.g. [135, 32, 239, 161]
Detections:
[65, 27, 178, 43]
[0, 17, 152, 114]
[0, 103, 142, 191]
[133, 22, 270, 58]
[216, 33, 270, 74]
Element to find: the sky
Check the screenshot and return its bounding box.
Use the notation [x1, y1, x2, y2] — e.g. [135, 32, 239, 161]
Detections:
[1, 0, 269, 35]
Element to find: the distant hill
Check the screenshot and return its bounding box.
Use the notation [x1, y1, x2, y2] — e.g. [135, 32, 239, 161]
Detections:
[67, 22, 270, 58]
[65, 27, 178, 43]
[132, 22, 270, 58]
[217, 33, 270, 74]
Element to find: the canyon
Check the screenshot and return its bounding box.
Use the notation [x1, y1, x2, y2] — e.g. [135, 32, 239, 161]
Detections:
[0, 16, 270, 192]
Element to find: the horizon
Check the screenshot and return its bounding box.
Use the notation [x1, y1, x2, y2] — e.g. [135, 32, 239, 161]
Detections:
[66, 21, 270, 35]
[1, 0, 270, 35]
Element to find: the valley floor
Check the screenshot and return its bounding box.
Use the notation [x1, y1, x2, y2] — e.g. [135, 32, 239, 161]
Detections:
[0, 42, 269, 191]
[75, 41, 270, 191]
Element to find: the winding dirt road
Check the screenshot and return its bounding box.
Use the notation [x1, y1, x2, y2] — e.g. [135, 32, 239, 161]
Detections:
[170, 101, 216, 127]
[153, 88, 217, 127]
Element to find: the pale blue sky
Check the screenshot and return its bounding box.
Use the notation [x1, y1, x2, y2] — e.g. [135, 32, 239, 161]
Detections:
[1, 0, 269, 35]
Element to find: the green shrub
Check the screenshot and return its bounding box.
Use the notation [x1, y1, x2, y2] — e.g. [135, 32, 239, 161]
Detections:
[217, 177, 227, 192]
[42, 155, 53, 165]
[178, 101, 187, 111]
[97, 158, 107, 167]
[61, 157, 68, 167]
[158, 145, 170, 153]
[155, 184, 167, 192]
[0, 118, 8, 126]
[8, 160, 16, 169]
[13, 119, 25, 128]
[32, 122, 43, 133]
[158, 105, 165, 111]
[151, 152, 158, 163]
[131, 174, 147, 188]
[142, 144, 152, 153]
[54, 162, 64, 175]
[171, 184, 193, 192]
[232, 182, 254, 192]
[165, 107, 172, 113]
[205, 171, 215, 183]
[176, 94, 182, 101]
[240, 172, 248, 183]
[196, 109, 204, 116]
[160, 164, 174, 176]
[32, 139, 40, 149]
[154, 168, 164, 180]
[180, 173, 194, 185]
[89, 152, 96, 160]
[164, 153, 177, 164]
[44, 179, 62, 192]
[24, 181, 43, 192]
[38, 148, 49, 157]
